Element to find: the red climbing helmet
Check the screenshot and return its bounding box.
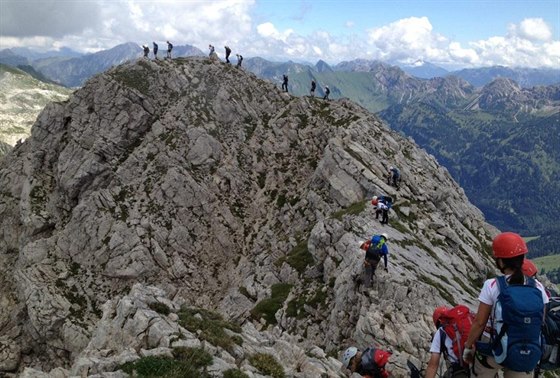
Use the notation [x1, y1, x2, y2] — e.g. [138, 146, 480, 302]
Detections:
[492, 232, 528, 258]
[522, 259, 538, 277]
[374, 349, 392, 370]
[432, 306, 449, 328]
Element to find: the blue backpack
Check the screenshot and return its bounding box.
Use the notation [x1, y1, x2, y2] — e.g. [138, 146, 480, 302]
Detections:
[491, 276, 544, 372]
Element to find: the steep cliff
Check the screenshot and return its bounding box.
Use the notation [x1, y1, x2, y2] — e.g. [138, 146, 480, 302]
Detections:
[0, 57, 499, 377]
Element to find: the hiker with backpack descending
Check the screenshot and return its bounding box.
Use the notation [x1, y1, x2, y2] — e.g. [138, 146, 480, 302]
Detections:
[462, 232, 549, 378]
[236, 54, 243, 67]
[323, 85, 330, 100]
[310, 80, 316, 97]
[224, 46, 232, 63]
[142, 44, 149, 58]
[166, 41, 173, 59]
[342, 345, 392, 377]
[387, 166, 401, 190]
[282, 74, 289, 92]
[426, 305, 475, 378]
[372, 195, 392, 225]
[359, 234, 389, 288]
[153, 42, 158, 59]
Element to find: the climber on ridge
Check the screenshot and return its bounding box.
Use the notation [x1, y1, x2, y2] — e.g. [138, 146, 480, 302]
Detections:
[372, 195, 392, 225]
[359, 233, 389, 287]
[387, 166, 401, 190]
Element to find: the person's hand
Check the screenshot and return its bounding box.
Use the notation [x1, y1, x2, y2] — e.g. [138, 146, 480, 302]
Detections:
[462, 347, 474, 363]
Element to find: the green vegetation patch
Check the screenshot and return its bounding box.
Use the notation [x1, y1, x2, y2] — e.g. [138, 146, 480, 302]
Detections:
[178, 307, 242, 351]
[250, 283, 293, 325]
[119, 347, 212, 378]
[149, 302, 171, 316]
[420, 274, 455, 305]
[286, 286, 329, 319]
[249, 353, 285, 378]
[112, 68, 150, 95]
[277, 240, 314, 274]
[332, 200, 367, 220]
[223, 369, 250, 378]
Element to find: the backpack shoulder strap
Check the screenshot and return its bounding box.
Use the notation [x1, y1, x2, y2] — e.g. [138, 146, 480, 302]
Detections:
[527, 277, 537, 287]
[496, 275, 507, 293]
[439, 328, 448, 358]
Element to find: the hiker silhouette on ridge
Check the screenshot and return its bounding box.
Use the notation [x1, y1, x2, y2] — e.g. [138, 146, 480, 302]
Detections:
[153, 42, 158, 59]
[282, 74, 289, 92]
[166, 41, 173, 58]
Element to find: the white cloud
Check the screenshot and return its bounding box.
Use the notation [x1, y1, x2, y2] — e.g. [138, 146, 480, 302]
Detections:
[514, 18, 553, 42]
[256, 22, 293, 42]
[366, 17, 452, 64]
[0, 2, 558, 69]
[467, 19, 560, 68]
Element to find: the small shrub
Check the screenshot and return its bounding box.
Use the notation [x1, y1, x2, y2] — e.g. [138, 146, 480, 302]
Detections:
[223, 369, 250, 378]
[249, 353, 285, 378]
[178, 307, 241, 351]
[278, 240, 314, 274]
[118, 354, 211, 378]
[172, 347, 213, 367]
[250, 283, 292, 325]
[149, 302, 171, 316]
[332, 200, 367, 220]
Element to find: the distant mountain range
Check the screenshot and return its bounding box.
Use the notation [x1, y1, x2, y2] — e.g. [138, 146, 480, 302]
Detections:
[1, 42, 205, 87]
[1, 43, 559, 89]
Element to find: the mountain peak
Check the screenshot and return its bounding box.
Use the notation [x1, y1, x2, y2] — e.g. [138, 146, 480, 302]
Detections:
[0, 57, 498, 376]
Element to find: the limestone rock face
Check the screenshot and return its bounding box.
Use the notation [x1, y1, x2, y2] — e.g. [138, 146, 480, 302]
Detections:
[0, 57, 498, 376]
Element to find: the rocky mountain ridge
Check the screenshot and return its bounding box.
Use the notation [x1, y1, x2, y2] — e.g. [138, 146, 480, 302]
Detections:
[0, 56, 500, 377]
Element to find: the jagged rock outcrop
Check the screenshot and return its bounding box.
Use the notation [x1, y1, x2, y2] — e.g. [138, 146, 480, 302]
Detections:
[0, 56, 499, 376]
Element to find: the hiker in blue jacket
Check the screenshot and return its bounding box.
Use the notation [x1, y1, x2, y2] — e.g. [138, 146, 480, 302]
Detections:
[462, 232, 548, 378]
[359, 234, 389, 287]
[388, 166, 401, 189]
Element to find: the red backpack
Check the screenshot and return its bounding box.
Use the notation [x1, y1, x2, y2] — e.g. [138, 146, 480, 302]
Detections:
[438, 305, 475, 366]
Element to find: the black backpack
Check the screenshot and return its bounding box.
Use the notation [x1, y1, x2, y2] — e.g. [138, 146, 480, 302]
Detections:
[540, 297, 560, 370]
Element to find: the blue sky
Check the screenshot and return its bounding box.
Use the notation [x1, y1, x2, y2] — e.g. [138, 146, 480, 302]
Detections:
[1, 0, 558, 69]
[255, 0, 559, 43]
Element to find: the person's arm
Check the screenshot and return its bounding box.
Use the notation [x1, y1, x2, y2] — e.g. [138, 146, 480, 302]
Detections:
[463, 302, 492, 363]
[425, 352, 441, 378]
[383, 253, 388, 269]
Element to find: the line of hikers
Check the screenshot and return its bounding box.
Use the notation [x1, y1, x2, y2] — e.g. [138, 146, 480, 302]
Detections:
[342, 231, 559, 378]
[142, 41, 173, 59]
[208, 44, 243, 67]
[279, 76, 330, 100]
[142, 42, 243, 67]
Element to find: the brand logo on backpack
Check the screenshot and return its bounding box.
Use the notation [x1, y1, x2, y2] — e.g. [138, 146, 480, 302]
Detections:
[491, 276, 544, 372]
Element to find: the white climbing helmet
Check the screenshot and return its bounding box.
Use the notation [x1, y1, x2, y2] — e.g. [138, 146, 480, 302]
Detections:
[372, 195, 378, 201]
[342, 346, 358, 368]
[381, 233, 388, 240]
